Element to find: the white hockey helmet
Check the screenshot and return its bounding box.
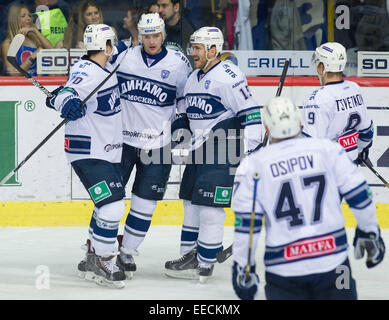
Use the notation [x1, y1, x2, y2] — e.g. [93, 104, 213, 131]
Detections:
[138, 13, 166, 40]
[83, 24, 117, 51]
[262, 97, 302, 140]
[312, 42, 347, 73]
[189, 27, 224, 56]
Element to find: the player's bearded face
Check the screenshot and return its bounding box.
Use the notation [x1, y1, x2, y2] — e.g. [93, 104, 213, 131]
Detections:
[190, 44, 207, 69]
[142, 33, 163, 55]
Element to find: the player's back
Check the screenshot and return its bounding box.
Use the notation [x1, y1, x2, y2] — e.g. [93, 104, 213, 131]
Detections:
[302, 80, 372, 161]
[241, 137, 358, 276]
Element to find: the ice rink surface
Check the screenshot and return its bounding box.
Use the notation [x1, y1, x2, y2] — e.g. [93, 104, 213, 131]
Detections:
[0, 226, 388, 300]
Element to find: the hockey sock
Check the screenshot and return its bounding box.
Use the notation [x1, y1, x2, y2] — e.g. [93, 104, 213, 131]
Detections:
[180, 200, 200, 256]
[92, 200, 125, 256]
[122, 194, 157, 251]
[88, 207, 98, 241]
[197, 206, 226, 265]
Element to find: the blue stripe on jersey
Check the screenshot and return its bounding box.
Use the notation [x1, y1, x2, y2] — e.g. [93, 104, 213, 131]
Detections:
[186, 93, 227, 120]
[117, 72, 177, 108]
[65, 134, 91, 154]
[358, 121, 374, 141]
[234, 212, 263, 234]
[236, 106, 262, 127]
[95, 84, 121, 117]
[343, 182, 372, 209]
[264, 228, 348, 267]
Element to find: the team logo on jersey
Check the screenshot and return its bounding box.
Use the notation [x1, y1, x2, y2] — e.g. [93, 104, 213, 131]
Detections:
[161, 70, 170, 79]
[205, 80, 211, 90]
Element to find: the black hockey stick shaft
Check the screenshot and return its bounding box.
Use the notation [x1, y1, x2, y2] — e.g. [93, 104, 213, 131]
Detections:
[262, 59, 290, 146]
[0, 52, 126, 185]
[362, 159, 389, 188]
[6, 34, 53, 97]
[7, 56, 53, 97]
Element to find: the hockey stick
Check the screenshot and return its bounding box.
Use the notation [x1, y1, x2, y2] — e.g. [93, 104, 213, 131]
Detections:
[262, 59, 290, 146]
[216, 62, 290, 263]
[0, 47, 129, 186]
[245, 173, 260, 278]
[216, 174, 261, 264]
[7, 34, 53, 98]
[362, 159, 389, 188]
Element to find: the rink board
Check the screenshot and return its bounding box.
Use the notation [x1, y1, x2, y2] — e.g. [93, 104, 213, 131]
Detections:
[0, 77, 388, 226]
[0, 201, 388, 228]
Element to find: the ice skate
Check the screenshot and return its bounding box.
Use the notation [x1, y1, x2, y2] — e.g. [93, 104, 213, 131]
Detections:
[198, 264, 214, 284]
[116, 235, 137, 279]
[165, 248, 199, 279]
[87, 252, 126, 289]
[77, 239, 93, 280]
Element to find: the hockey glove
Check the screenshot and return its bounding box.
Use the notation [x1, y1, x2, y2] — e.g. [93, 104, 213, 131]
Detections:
[356, 142, 372, 165]
[171, 113, 191, 143]
[353, 227, 385, 268]
[232, 261, 259, 300]
[60, 97, 85, 121]
[45, 85, 64, 110]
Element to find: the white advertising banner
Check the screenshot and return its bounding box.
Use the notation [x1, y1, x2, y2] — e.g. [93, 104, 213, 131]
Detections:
[37, 49, 87, 75]
[358, 51, 389, 77]
[224, 50, 316, 76]
[0, 84, 388, 203]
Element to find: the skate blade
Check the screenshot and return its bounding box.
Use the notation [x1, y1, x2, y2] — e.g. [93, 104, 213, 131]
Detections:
[165, 269, 199, 280]
[199, 275, 211, 284]
[77, 270, 86, 279]
[124, 271, 133, 280]
[94, 276, 125, 289]
[84, 271, 97, 282]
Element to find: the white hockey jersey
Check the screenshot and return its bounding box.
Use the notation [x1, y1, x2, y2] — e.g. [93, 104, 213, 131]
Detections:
[54, 57, 122, 163]
[301, 80, 373, 161]
[183, 61, 262, 151]
[232, 137, 379, 277]
[115, 46, 192, 150]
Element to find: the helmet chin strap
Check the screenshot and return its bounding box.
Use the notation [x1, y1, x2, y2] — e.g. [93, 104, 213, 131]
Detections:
[202, 49, 217, 72]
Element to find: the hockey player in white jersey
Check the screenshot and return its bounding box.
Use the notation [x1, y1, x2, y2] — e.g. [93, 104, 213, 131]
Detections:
[164, 27, 263, 282]
[52, 24, 126, 288]
[232, 97, 385, 300]
[301, 42, 373, 164]
[111, 13, 192, 279]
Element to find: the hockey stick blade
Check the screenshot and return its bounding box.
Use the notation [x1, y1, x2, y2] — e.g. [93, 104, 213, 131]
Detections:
[7, 34, 54, 97]
[216, 245, 232, 263]
[7, 33, 25, 58]
[0, 47, 131, 186]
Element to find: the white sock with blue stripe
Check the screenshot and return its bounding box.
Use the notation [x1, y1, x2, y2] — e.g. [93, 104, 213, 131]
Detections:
[122, 194, 157, 251]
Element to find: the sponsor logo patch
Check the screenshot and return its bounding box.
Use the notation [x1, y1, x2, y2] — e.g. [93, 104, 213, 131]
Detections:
[88, 181, 112, 203]
[284, 235, 336, 261]
[64, 137, 69, 150]
[337, 131, 358, 150]
[214, 186, 232, 204]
